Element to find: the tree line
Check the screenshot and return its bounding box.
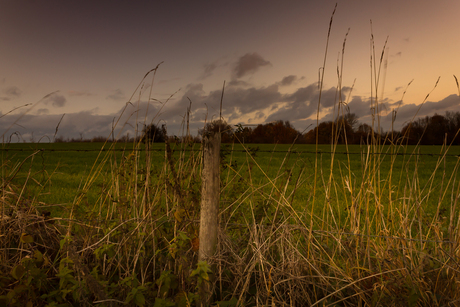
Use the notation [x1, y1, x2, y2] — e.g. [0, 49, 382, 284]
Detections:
[53, 111, 460, 145]
[197, 111, 460, 145]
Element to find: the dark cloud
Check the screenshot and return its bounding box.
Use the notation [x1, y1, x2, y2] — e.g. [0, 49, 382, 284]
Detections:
[233, 53, 271, 79]
[285, 84, 316, 104]
[417, 94, 460, 114]
[228, 79, 250, 87]
[278, 75, 298, 86]
[106, 89, 125, 101]
[4, 86, 22, 97]
[1, 85, 22, 101]
[221, 84, 282, 115]
[285, 84, 339, 108]
[44, 93, 66, 107]
[265, 85, 340, 124]
[380, 94, 460, 129]
[347, 96, 372, 118]
[200, 62, 218, 80]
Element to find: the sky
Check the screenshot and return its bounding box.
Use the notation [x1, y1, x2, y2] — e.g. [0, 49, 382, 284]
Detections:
[1, 0, 460, 142]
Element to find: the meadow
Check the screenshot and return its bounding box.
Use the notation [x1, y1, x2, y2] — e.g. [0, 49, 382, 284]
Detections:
[4, 142, 459, 216]
[2, 139, 460, 305]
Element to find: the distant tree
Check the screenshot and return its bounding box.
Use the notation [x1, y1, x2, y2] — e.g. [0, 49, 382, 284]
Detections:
[118, 134, 134, 143]
[341, 113, 359, 132]
[356, 123, 373, 144]
[91, 136, 107, 142]
[234, 124, 253, 144]
[401, 120, 422, 145]
[304, 121, 334, 144]
[251, 120, 299, 144]
[445, 111, 460, 145]
[399, 112, 460, 145]
[54, 135, 67, 143]
[199, 119, 233, 143]
[335, 115, 354, 144]
[425, 114, 448, 145]
[142, 124, 166, 143]
[273, 120, 299, 143]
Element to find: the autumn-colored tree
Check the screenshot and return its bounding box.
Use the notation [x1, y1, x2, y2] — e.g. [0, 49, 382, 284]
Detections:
[334, 115, 355, 144]
[304, 121, 334, 144]
[356, 123, 373, 144]
[271, 120, 299, 143]
[401, 120, 424, 145]
[425, 114, 448, 145]
[250, 120, 299, 144]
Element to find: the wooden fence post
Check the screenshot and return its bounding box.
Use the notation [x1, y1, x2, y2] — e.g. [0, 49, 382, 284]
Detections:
[198, 130, 221, 304]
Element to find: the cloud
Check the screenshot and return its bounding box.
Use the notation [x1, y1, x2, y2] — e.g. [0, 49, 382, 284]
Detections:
[1, 78, 458, 142]
[199, 62, 218, 80]
[106, 89, 125, 101]
[219, 84, 282, 116]
[4, 86, 22, 97]
[228, 79, 250, 87]
[266, 85, 341, 124]
[347, 96, 373, 118]
[37, 108, 49, 115]
[380, 94, 460, 129]
[278, 75, 298, 86]
[1, 86, 22, 101]
[0, 106, 144, 142]
[44, 93, 66, 107]
[232, 53, 271, 79]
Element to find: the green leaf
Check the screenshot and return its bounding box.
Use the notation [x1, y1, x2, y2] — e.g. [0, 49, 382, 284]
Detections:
[134, 291, 145, 307]
[34, 250, 43, 263]
[216, 297, 238, 307]
[174, 209, 186, 222]
[11, 264, 26, 280]
[20, 233, 34, 244]
[125, 288, 137, 304]
[175, 292, 199, 306]
[156, 270, 177, 297]
[153, 298, 175, 307]
[408, 287, 420, 307]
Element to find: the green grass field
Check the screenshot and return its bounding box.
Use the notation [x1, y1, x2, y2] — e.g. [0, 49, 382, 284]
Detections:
[3, 141, 459, 223]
